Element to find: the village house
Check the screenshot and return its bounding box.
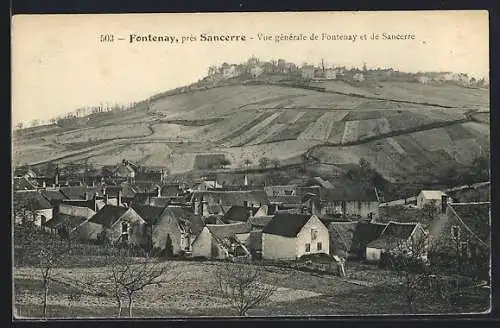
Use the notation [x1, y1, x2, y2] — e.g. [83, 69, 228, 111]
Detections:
[191, 222, 251, 260]
[191, 190, 269, 215]
[221, 204, 268, 223]
[305, 185, 380, 219]
[113, 159, 137, 180]
[353, 73, 365, 82]
[429, 201, 490, 266]
[222, 64, 240, 79]
[43, 212, 87, 237]
[301, 65, 315, 79]
[365, 221, 427, 262]
[250, 65, 264, 78]
[140, 205, 205, 256]
[416, 190, 448, 209]
[261, 213, 330, 260]
[74, 205, 149, 247]
[325, 220, 390, 260]
[14, 190, 54, 226]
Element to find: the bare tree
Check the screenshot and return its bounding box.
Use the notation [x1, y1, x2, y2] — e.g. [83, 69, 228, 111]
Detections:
[271, 159, 280, 169]
[215, 263, 277, 316]
[37, 237, 67, 319]
[382, 233, 433, 313]
[15, 122, 24, 130]
[97, 250, 169, 317]
[243, 158, 253, 168]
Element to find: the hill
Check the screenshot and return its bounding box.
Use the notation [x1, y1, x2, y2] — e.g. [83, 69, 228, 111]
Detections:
[12, 79, 489, 185]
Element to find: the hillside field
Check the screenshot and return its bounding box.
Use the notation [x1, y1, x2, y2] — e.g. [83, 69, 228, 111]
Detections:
[12, 81, 489, 182]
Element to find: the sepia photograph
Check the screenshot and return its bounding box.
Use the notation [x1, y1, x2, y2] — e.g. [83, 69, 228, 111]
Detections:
[11, 11, 490, 319]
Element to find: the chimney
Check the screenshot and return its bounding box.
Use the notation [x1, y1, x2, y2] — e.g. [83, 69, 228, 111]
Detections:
[202, 201, 209, 218]
[243, 200, 248, 208]
[441, 195, 448, 214]
[42, 181, 46, 188]
[105, 194, 109, 204]
[311, 199, 317, 216]
[194, 198, 199, 215]
[103, 187, 106, 195]
[248, 209, 253, 219]
[157, 185, 161, 198]
[244, 173, 248, 187]
[55, 170, 59, 186]
[160, 169, 164, 183]
[118, 189, 122, 207]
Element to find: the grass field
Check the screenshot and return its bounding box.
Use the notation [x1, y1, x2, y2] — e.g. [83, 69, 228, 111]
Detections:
[13, 259, 489, 319]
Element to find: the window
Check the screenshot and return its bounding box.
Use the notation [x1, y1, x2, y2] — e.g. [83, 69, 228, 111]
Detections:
[305, 243, 311, 252]
[317, 242, 322, 251]
[451, 225, 461, 240]
[460, 241, 469, 257]
[40, 215, 47, 226]
[121, 233, 129, 242]
[284, 190, 293, 196]
[122, 222, 129, 233]
[311, 229, 318, 241]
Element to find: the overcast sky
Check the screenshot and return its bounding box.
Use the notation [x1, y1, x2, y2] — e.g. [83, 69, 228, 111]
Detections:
[12, 11, 489, 125]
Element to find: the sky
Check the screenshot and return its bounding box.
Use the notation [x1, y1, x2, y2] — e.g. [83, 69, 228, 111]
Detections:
[12, 10, 489, 125]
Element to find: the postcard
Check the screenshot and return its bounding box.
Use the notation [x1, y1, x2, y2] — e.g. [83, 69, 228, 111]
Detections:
[11, 11, 490, 319]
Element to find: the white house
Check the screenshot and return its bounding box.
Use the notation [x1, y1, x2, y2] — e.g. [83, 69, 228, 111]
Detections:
[250, 65, 264, 78]
[353, 73, 365, 82]
[324, 68, 337, 80]
[261, 213, 329, 260]
[416, 190, 447, 209]
[191, 222, 251, 260]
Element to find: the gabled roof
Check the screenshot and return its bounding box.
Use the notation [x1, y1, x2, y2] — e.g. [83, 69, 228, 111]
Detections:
[88, 205, 130, 228]
[328, 221, 359, 255]
[193, 190, 269, 206]
[206, 222, 251, 240]
[380, 222, 420, 240]
[131, 204, 166, 225]
[60, 186, 103, 200]
[420, 190, 446, 200]
[44, 213, 87, 231]
[222, 205, 259, 223]
[249, 216, 273, 228]
[268, 195, 303, 204]
[14, 191, 53, 210]
[160, 184, 181, 197]
[40, 189, 68, 203]
[319, 185, 379, 202]
[262, 213, 314, 237]
[448, 202, 490, 246]
[163, 206, 205, 235]
[61, 199, 97, 211]
[350, 221, 387, 252]
[13, 177, 39, 191]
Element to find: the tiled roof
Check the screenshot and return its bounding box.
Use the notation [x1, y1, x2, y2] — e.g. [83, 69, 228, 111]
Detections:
[162, 206, 205, 235]
[60, 187, 103, 200]
[40, 189, 68, 202]
[206, 222, 251, 239]
[450, 203, 490, 244]
[222, 205, 258, 223]
[381, 222, 419, 240]
[262, 213, 313, 237]
[131, 204, 166, 225]
[194, 190, 269, 207]
[44, 213, 87, 231]
[88, 205, 129, 228]
[249, 216, 273, 228]
[328, 221, 359, 255]
[14, 191, 52, 210]
[61, 199, 97, 211]
[350, 221, 387, 252]
[160, 184, 181, 197]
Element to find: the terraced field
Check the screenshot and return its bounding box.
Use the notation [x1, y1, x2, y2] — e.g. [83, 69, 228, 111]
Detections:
[13, 80, 489, 182]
